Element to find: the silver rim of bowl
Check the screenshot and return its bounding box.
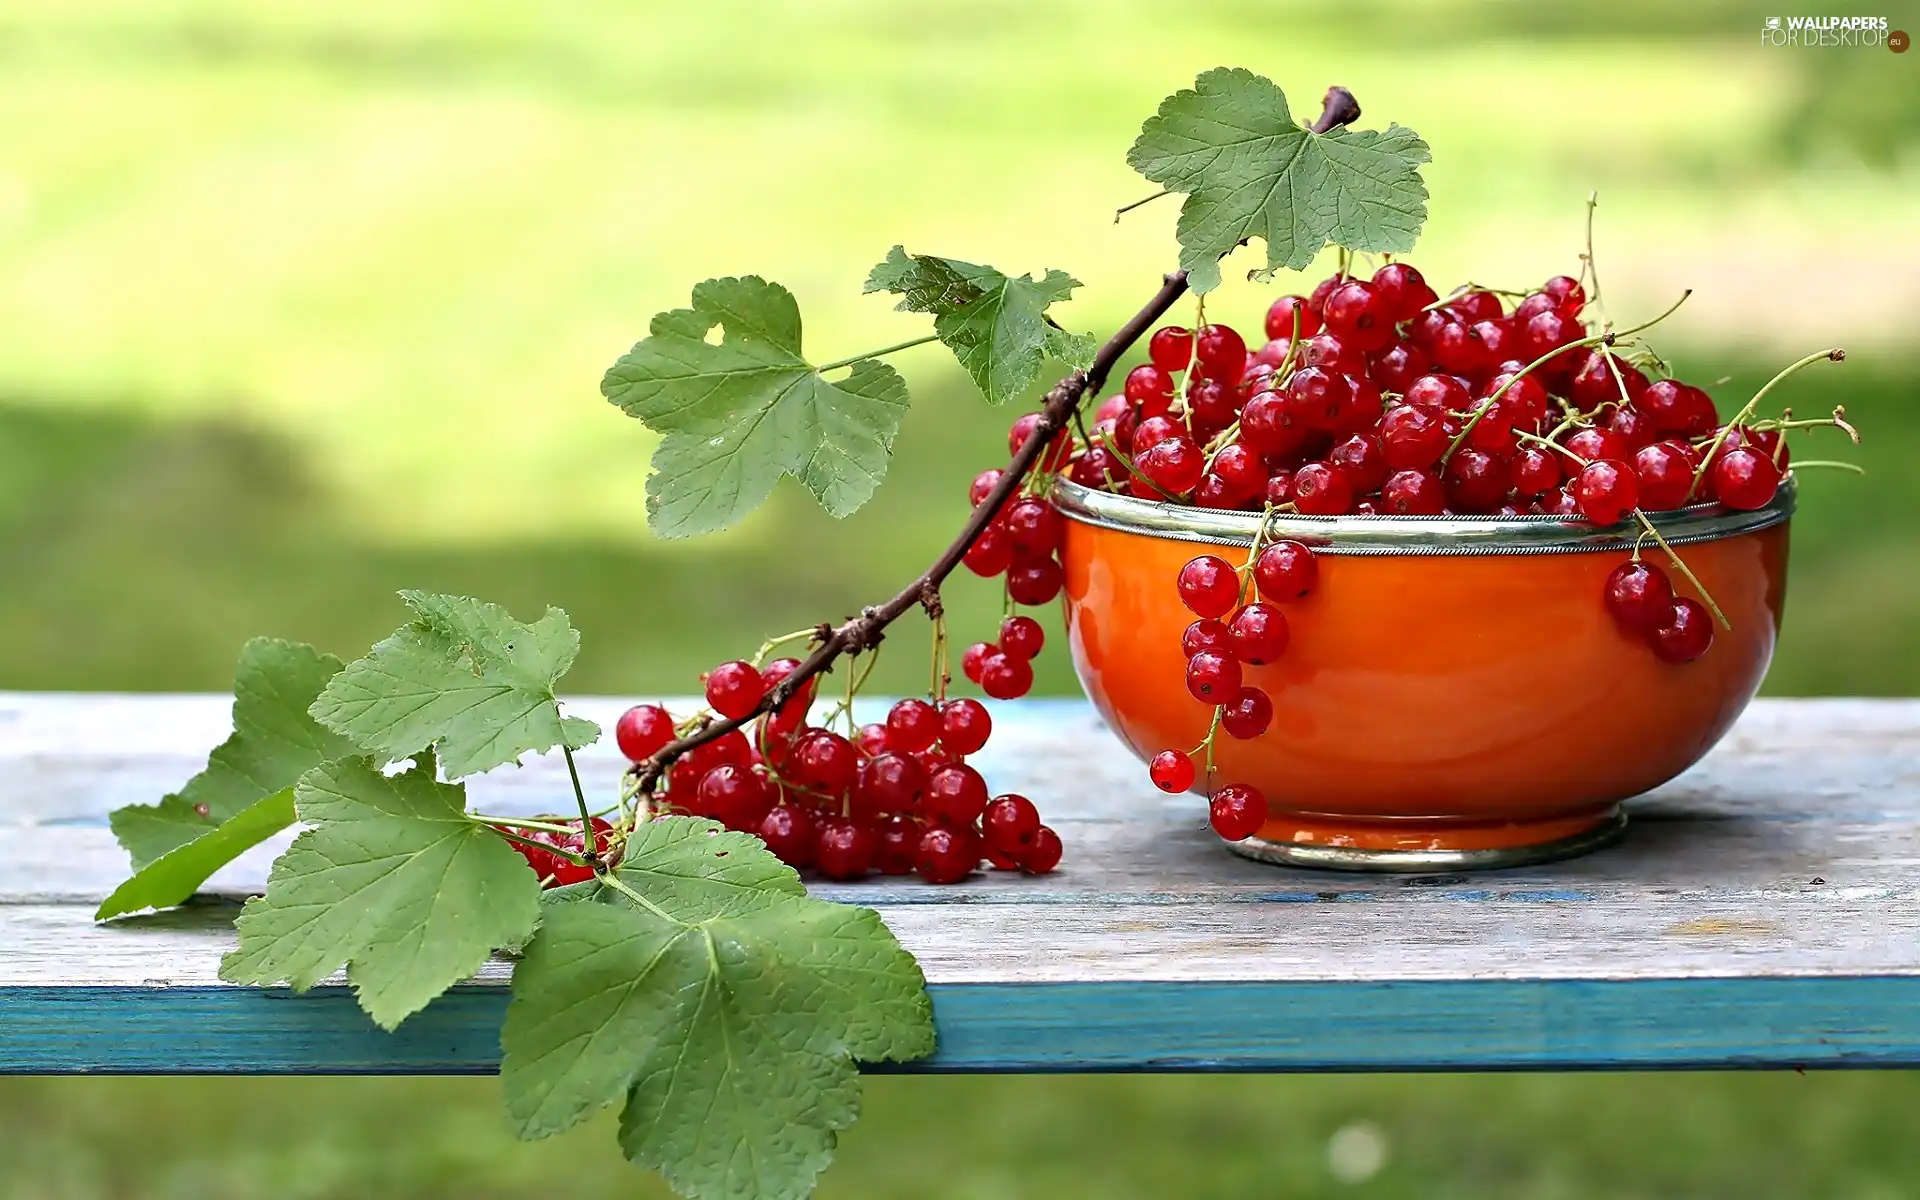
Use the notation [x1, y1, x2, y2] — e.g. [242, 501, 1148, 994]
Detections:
[1050, 475, 1795, 556]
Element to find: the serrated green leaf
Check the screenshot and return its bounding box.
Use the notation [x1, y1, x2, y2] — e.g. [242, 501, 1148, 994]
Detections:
[601, 276, 912, 538]
[108, 637, 354, 870]
[96, 788, 295, 921]
[219, 755, 541, 1029]
[1127, 67, 1430, 293]
[863, 247, 1095, 405]
[309, 592, 598, 779]
[501, 818, 933, 1200]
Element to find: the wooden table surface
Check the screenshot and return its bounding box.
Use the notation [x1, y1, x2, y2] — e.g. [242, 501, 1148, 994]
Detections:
[3, 693, 1917, 1074]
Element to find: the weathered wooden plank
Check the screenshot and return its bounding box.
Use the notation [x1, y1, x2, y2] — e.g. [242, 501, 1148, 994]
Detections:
[3, 694, 1918, 1073]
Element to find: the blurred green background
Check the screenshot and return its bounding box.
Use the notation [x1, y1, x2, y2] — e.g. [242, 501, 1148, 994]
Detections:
[2, 0, 1916, 1196]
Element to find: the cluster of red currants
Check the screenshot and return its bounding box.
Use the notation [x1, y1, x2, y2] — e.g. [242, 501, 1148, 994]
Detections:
[1144, 537, 1321, 842]
[1072, 263, 1788, 524]
[1053, 262, 1808, 669]
[506, 816, 616, 887]
[610, 664, 1061, 885]
[959, 419, 1074, 700]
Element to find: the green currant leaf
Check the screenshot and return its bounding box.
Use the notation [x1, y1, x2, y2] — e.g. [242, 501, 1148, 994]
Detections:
[863, 247, 1096, 405]
[108, 637, 355, 871]
[219, 754, 541, 1030]
[1128, 67, 1431, 293]
[96, 788, 295, 921]
[501, 818, 933, 1200]
[309, 592, 599, 780]
[601, 276, 912, 538]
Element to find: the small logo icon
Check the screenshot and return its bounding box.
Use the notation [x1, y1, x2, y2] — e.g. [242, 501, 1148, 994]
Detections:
[1765, 16, 1781, 29]
[1892, 29, 1910, 52]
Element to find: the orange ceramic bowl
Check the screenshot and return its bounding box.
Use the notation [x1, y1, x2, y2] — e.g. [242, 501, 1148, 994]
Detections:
[1054, 478, 1793, 871]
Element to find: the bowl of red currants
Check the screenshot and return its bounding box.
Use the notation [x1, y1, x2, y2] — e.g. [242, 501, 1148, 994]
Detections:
[1044, 262, 1838, 870]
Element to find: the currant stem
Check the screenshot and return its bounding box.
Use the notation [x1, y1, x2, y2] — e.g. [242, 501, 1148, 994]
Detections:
[1581, 191, 1605, 327]
[816, 334, 941, 374]
[560, 742, 597, 862]
[1685, 348, 1844, 502]
[1113, 189, 1173, 223]
[1788, 460, 1867, 474]
[475, 815, 585, 837]
[1630, 508, 1730, 630]
[487, 823, 589, 869]
[752, 627, 821, 664]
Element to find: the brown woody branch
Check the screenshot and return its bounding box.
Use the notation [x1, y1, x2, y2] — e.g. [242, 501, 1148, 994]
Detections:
[631, 86, 1362, 797]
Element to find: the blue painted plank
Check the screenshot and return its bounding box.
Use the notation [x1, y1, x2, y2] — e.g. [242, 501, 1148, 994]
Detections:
[6, 977, 1919, 1074]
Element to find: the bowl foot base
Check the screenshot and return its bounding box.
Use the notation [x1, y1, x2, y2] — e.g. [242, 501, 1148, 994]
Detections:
[1226, 807, 1627, 873]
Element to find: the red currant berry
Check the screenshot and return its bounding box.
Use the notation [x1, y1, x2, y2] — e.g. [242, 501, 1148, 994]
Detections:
[1649, 596, 1714, 663]
[815, 819, 875, 880]
[1225, 602, 1290, 664]
[757, 804, 817, 868]
[697, 763, 771, 831]
[1067, 446, 1124, 490]
[915, 825, 980, 884]
[939, 698, 992, 756]
[1429, 318, 1485, 375]
[1512, 446, 1563, 497]
[1008, 412, 1071, 470]
[1265, 295, 1322, 342]
[703, 660, 766, 721]
[1603, 561, 1675, 635]
[1176, 554, 1242, 618]
[982, 793, 1041, 856]
[1182, 618, 1230, 658]
[1004, 497, 1064, 557]
[1264, 469, 1296, 508]
[1193, 324, 1248, 380]
[1148, 325, 1195, 373]
[1543, 274, 1586, 316]
[1371, 262, 1438, 320]
[1328, 433, 1388, 494]
[886, 698, 941, 754]
[1302, 332, 1363, 375]
[979, 651, 1034, 700]
[615, 704, 676, 762]
[1632, 440, 1699, 511]
[1519, 309, 1582, 364]
[1209, 784, 1267, 841]
[1562, 429, 1624, 468]
[1132, 414, 1180, 456]
[1369, 341, 1431, 394]
[1446, 289, 1502, 323]
[856, 751, 927, 818]
[963, 521, 1014, 577]
[998, 615, 1045, 661]
[1020, 825, 1063, 875]
[969, 468, 1004, 506]
[1149, 748, 1196, 793]
[1292, 460, 1354, 515]
[1187, 377, 1240, 438]
[875, 815, 919, 875]
[1210, 443, 1266, 502]
[1253, 540, 1318, 602]
[791, 730, 859, 799]
[856, 722, 890, 757]
[1710, 447, 1781, 511]
[1186, 650, 1242, 704]
[1379, 404, 1447, 470]
[1404, 373, 1470, 416]
[1573, 459, 1639, 525]
[1006, 555, 1064, 606]
[1138, 435, 1206, 496]
[1125, 363, 1175, 409]
[1323, 280, 1392, 351]
[1443, 447, 1511, 514]
[1239, 392, 1307, 459]
[1606, 404, 1657, 451]
[1381, 467, 1446, 514]
[1220, 686, 1274, 739]
[960, 641, 993, 684]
